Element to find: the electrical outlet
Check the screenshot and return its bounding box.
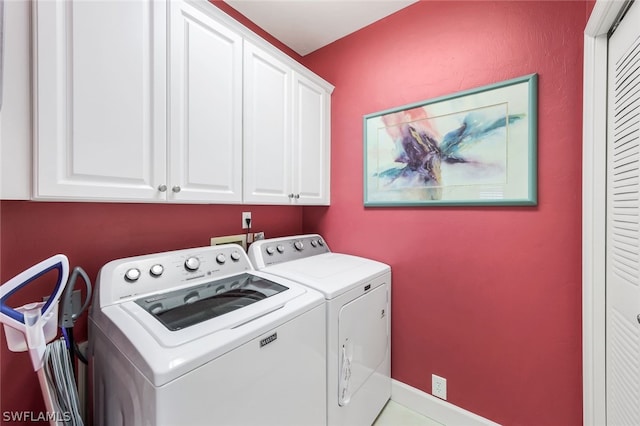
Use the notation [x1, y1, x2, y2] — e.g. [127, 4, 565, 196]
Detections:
[432, 374, 447, 400]
[242, 212, 252, 229]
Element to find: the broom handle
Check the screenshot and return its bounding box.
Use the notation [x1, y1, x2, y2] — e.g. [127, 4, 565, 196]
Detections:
[36, 367, 58, 426]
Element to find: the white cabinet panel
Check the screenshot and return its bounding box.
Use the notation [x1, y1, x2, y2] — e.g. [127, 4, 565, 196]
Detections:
[33, 0, 167, 201]
[169, 1, 242, 203]
[293, 72, 330, 205]
[1, 0, 32, 199]
[243, 41, 292, 204]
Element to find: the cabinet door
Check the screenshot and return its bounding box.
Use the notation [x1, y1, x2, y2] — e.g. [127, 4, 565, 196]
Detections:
[33, 0, 167, 201]
[1, 0, 31, 200]
[169, 0, 242, 203]
[292, 72, 331, 205]
[243, 41, 293, 204]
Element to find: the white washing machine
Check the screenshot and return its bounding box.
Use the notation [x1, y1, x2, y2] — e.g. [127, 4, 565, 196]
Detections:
[249, 234, 391, 426]
[89, 244, 326, 426]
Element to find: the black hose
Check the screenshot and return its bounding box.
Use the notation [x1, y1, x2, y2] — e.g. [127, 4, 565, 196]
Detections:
[66, 327, 77, 380]
[65, 326, 88, 365]
[74, 340, 88, 365]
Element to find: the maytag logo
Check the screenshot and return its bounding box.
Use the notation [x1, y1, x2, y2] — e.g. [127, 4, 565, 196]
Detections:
[260, 332, 277, 348]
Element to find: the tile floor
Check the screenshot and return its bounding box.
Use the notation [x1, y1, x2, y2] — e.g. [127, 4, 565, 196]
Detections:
[373, 400, 444, 426]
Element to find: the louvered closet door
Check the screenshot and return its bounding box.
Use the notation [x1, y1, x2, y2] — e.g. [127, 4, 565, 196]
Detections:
[606, 1, 640, 424]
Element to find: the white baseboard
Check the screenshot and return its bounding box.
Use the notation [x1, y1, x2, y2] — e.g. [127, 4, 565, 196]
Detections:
[390, 379, 501, 426]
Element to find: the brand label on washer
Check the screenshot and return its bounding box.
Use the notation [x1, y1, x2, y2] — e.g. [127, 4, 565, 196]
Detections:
[260, 332, 277, 348]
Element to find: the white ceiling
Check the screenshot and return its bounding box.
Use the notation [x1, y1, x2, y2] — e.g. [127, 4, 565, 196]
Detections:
[223, 0, 419, 56]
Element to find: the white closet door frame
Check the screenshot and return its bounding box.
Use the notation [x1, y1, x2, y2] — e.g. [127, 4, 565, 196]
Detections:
[583, 1, 628, 425]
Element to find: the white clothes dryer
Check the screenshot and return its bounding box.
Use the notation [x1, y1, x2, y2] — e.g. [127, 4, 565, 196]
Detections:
[249, 234, 391, 426]
[89, 244, 326, 426]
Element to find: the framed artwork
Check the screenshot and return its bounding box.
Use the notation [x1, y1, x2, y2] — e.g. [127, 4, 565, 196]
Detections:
[364, 74, 537, 206]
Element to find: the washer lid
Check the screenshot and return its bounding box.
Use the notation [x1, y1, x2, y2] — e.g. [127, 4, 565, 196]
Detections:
[119, 272, 305, 349]
[135, 273, 288, 331]
[262, 253, 390, 299]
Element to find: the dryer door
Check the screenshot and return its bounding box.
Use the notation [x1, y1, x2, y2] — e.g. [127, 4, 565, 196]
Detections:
[338, 284, 389, 406]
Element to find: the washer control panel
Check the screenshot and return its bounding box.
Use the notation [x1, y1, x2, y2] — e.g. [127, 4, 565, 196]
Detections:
[101, 244, 251, 303]
[248, 234, 330, 268]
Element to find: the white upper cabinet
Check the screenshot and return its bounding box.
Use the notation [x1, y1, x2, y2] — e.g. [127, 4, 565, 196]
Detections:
[292, 72, 331, 205]
[32, 0, 332, 204]
[169, 1, 243, 203]
[33, 0, 168, 201]
[243, 41, 293, 204]
[243, 42, 331, 205]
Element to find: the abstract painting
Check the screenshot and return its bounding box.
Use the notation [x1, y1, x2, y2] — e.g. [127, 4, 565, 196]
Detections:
[364, 74, 537, 206]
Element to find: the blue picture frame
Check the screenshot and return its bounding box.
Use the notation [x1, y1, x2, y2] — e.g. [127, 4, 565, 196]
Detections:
[363, 74, 537, 206]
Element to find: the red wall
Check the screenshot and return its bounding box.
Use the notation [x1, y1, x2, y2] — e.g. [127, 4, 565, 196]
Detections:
[301, 1, 586, 425]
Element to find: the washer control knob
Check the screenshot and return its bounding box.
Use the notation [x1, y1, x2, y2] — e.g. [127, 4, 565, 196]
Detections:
[216, 254, 226, 265]
[276, 245, 285, 253]
[230, 251, 241, 262]
[317, 239, 324, 246]
[150, 264, 164, 277]
[266, 246, 276, 255]
[310, 240, 317, 248]
[184, 256, 200, 271]
[294, 241, 304, 251]
[125, 268, 141, 282]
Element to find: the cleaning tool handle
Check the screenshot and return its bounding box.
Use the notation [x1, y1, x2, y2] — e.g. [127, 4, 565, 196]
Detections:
[0, 254, 69, 325]
[23, 303, 47, 370]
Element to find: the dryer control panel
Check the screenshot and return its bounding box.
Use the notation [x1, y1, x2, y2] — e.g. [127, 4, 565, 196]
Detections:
[97, 244, 252, 305]
[248, 234, 330, 268]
